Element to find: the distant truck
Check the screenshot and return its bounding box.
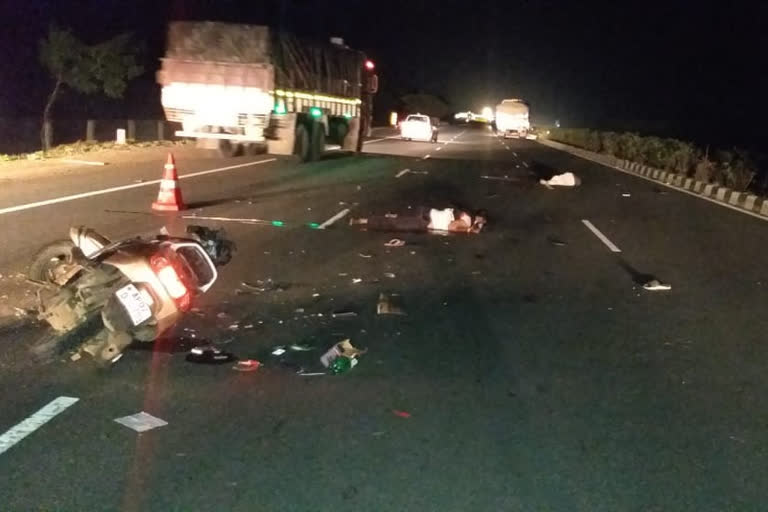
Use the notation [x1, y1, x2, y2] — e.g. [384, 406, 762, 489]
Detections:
[495, 99, 530, 138]
[157, 21, 377, 161]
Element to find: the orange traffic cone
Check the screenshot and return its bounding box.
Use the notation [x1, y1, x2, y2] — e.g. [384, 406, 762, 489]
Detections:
[152, 153, 185, 211]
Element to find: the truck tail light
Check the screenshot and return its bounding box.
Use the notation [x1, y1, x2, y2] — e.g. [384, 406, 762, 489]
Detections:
[150, 254, 191, 311]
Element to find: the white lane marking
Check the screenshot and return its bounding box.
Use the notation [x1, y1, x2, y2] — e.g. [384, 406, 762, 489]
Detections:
[522, 162, 529, 168]
[423, 154, 431, 159]
[395, 169, 411, 178]
[0, 396, 79, 456]
[0, 158, 277, 216]
[513, 152, 518, 157]
[582, 220, 622, 253]
[318, 208, 350, 229]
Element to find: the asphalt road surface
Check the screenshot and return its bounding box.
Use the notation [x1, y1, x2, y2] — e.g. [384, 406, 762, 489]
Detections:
[1, 124, 767, 511]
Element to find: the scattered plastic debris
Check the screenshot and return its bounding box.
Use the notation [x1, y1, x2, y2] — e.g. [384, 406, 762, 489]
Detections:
[271, 347, 287, 356]
[320, 339, 367, 375]
[352, 278, 363, 284]
[392, 410, 411, 419]
[70, 352, 82, 362]
[395, 169, 411, 178]
[227, 324, 240, 331]
[295, 308, 305, 313]
[384, 238, 406, 247]
[480, 175, 518, 182]
[359, 253, 373, 258]
[216, 312, 229, 319]
[241, 279, 278, 292]
[332, 311, 358, 318]
[339, 273, 348, 277]
[548, 237, 567, 247]
[114, 412, 168, 433]
[186, 345, 235, 364]
[622, 193, 631, 197]
[233, 359, 262, 372]
[377, 293, 406, 315]
[384, 272, 396, 279]
[289, 344, 314, 352]
[643, 280, 672, 291]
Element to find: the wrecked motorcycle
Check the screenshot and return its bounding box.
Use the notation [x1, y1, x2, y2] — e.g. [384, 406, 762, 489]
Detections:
[29, 225, 234, 366]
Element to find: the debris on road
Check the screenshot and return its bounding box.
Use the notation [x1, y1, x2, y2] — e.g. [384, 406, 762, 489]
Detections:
[186, 344, 235, 364]
[271, 347, 287, 356]
[622, 193, 631, 197]
[392, 410, 412, 418]
[114, 412, 168, 433]
[332, 310, 358, 319]
[540, 172, 581, 188]
[289, 343, 314, 352]
[70, 352, 82, 362]
[359, 252, 373, 258]
[643, 279, 672, 291]
[241, 279, 278, 292]
[384, 238, 406, 247]
[480, 175, 519, 182]
[233, 359, 262, 372]
[352, 278, 363, 284]
[395, 169, 411, 178]
[384, 272, 396, 279]
[320, 339, 367, 374]
[377, 293, 406, 315]
[547, 236, 567, 247]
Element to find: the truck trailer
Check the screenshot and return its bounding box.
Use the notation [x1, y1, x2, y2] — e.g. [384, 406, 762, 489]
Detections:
[495, 99, 530, 138]
[157, 21, 377, 161]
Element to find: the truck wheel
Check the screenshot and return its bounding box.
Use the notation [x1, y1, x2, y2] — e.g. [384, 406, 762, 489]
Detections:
[310, 125, 325, 162]
[218, 139, 242, 158]
[28, 240, 76, 285]
[243, 143, 265, 156]
[295, 124, 311, 162]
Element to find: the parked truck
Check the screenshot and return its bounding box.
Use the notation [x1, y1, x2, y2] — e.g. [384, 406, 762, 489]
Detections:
[495, 99, 530, 138]
[157, 21, 377, 161]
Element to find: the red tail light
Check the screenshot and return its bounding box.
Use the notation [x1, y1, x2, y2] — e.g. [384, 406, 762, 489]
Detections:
[150, 254, 191, 310]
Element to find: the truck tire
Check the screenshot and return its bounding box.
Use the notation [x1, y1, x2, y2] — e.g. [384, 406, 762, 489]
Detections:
[28, 240, 75, 284]
[218, 139, 242, 158]
[294, 124, 311, 162]
[310, 125, 325, 162]
[243, 143, 266, 156]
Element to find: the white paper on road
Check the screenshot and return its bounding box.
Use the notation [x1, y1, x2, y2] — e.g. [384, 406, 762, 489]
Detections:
[0, 396, 79, 456]
[114, 412, 168, 433]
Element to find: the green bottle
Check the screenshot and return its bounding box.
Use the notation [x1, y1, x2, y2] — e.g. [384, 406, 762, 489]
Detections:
[329, 356, 358, 375]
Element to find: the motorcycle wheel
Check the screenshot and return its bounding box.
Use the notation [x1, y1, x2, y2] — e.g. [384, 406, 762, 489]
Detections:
[28, 240, 76, 284]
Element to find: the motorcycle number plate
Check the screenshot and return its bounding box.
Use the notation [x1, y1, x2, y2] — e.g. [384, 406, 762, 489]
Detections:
[116, 284, 152, 326]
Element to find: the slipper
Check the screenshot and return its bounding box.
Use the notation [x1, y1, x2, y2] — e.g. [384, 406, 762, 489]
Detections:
[385, 238, 406, 247]
[643, 279, 672, 291]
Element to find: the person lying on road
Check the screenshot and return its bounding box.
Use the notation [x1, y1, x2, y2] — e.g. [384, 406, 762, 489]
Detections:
[349, 207, 487, 233]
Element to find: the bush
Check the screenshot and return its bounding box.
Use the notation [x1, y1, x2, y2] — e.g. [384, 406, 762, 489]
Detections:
[548, 127, 763, 192]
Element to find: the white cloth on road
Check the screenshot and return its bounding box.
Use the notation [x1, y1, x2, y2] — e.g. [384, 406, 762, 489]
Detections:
[541, 172, 579, 187]
[428, 208, 455, 230]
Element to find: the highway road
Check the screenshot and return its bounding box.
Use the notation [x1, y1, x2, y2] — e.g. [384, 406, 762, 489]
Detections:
[1, 124, 767, 511]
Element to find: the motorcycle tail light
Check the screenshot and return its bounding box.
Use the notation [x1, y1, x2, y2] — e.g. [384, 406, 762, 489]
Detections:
[150, 254, 191, 310]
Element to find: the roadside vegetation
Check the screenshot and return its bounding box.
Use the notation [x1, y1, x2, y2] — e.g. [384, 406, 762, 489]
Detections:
[547, 128, 766, 194]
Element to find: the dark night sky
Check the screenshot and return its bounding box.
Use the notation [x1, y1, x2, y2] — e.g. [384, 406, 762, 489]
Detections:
[1, 0, 766, 148]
